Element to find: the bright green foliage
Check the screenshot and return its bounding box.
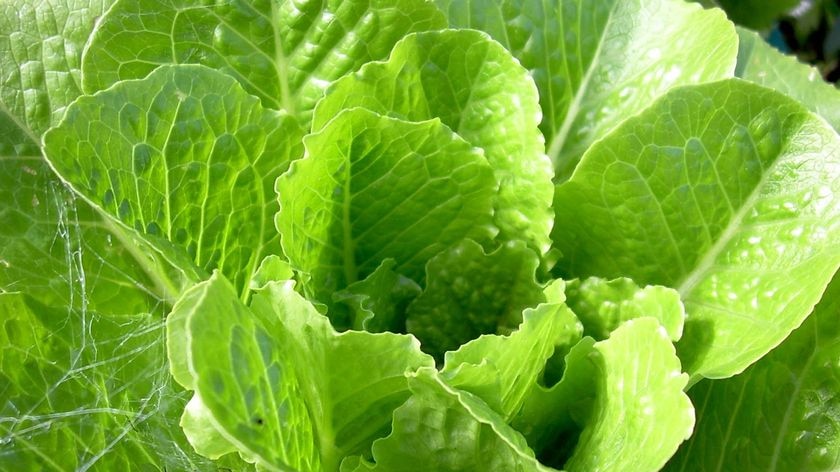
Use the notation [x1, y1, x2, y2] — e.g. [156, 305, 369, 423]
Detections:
[44, 65, 304, 299]
[566, 277, 685, 341]
[564, 318, 694, 471]
[343, 368, 552, 472]
[314, 29, 553, 253]
[82, 0, 446, 123]
[276, 108, 497, 305]
[553, 79, 840, 379]
[4, 0, 840, 470]
[736, 27, 840, 132]
[666, 274, 840, 472]
[435, 0, 738, 180]
[440, 280, 582, 420]
[167, 272, 433, 471]
[513, 319, 693, 470]
[406, 240, 545, 358]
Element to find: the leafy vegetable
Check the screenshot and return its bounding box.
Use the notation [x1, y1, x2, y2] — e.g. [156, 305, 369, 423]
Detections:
[3, 0, 840, 470]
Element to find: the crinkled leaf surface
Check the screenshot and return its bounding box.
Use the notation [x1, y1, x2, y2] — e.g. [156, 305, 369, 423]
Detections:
[566, 277, 684, 341]
[666, 273, 840, 472]
[435, 0, 737, 180]
[275, 108, 497, 306]
[736, 27, 840, 133]
[440, 281, 582, 420]
[406, 239, 544, 359]
[552, 79, 840, 379]
[343, 368, 553, 472]
[82, 0, 446, 123]
[167, 272, 433, 471]
[44, 64, 304, 299]
[314, 29, 553, 252]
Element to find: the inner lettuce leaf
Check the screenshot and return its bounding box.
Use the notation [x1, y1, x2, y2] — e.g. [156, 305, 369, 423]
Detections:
[552, 79, 840, 380]
[275, 108, 498, 309]
[434, 0, 738, 180]
[43, 64, 304, 300]
[565, 277, 685, 341]
[406, 239, 547, 358]
[314, 29, 553, 254]
[167, 271, 434, 471]
[515, 318, 694, 471]
[342, 368, 554, 472]
[81, 0, 446, 124]
[439, 279, 582, 421]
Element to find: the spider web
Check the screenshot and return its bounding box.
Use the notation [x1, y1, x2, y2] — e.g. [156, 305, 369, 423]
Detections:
[0, 157, 224, 470]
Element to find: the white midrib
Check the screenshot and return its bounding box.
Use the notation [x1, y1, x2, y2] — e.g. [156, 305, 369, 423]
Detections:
[676, 144, 779, 298]
[546, 1, 618, 173]
[269, 0, 294, 115]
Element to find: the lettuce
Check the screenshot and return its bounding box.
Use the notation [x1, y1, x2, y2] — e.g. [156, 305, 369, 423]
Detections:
[2, 0, 839, 470]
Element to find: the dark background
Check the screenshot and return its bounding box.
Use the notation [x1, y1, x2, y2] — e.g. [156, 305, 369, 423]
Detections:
[700, 0, 840, 82]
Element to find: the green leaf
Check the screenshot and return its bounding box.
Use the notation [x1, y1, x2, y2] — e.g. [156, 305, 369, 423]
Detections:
[440, 282, 582, 420]
[343, 368, 553, 472]
[82, 0, 446, 123]
[551, 79, 840, 379]
[43, 64, 304, 300]
[0, 293, 229, 471]
[1, 0, 111, 138]
[563, 318, 694, 472]
[435, 0, 738, 180]
[406, 239, 544, 359]
[566, 277, 685, 341]
[332, 258, 422, 332]
[666, 272, 840, 472]
[167, 272, 433, 471]
[275, 109, 497, 307]
[314, 29, 553, 253]
[735, 27, 840, 133]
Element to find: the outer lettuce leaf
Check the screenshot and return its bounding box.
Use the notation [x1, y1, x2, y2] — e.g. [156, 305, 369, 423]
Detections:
[440, 280, 582, 420]
[406, 239, 545, 358]
[552, 79, 840, 379]
[167, 272, 434, 471]
[275, 108, 497, 307]
[0, 0, 111, 137]
[565, 277, 685, 341]
[735, 27, 840, 133]
[666, 273, 840, 472]
[1, 3, 218, 469]
[435, 0, 737, 180]
[342, 368, 553, 472]
[82, 0, 446, 123]
[43, 64, 304, 299]
[314, 29, 553, 253]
